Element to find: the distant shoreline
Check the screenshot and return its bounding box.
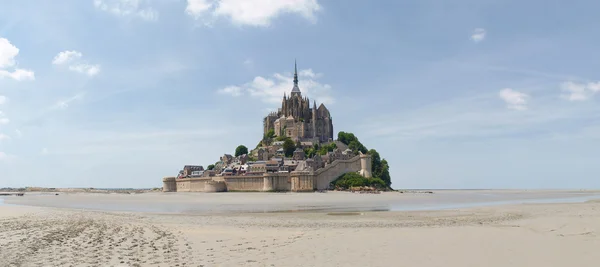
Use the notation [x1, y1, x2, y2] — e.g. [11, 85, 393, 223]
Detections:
[0, 187, 160, 194]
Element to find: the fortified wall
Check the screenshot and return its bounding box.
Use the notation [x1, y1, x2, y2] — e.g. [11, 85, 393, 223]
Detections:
[162, 154, 371, 193]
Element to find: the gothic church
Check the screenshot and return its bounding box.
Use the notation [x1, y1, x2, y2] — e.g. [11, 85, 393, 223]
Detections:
[263, 62, 334, 143]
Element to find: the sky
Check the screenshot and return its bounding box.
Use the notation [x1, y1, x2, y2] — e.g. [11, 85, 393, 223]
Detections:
[1, 0, 600, 189]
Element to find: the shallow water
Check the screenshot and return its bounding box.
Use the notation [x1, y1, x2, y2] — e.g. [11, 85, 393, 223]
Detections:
[3, 191, 600, 214]
[388, 194, 600, 211]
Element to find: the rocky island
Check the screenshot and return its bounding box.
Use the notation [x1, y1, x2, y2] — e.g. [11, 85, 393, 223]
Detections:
[163, 62, 391, 193]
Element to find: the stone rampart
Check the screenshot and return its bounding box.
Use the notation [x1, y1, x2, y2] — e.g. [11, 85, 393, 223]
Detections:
[263, 173, 291, 191]
[175, 177, 212, 192]
[162, 177, 177, 192]
[166, 154, 369, 192]
[223, 175, 265, 191]
[204, 181, 227, 192]
[313, 155, 363, 190]
[290, 172, 314, 192]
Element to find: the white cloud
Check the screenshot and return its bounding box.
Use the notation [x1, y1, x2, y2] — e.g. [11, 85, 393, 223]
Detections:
[561, 81, 600, 101]
[499, 88, 529, 110]
[54, 92, 85, 110]
[41, 148, 49, 155]
[0, 133, 10, 141]
[0, 118, 8, 125]
[93, 0, 158, 21]
[470, 28, 486, 43]
[52, 50, 101, 76]
[14, 129, 22, 138]
[0, 38, 19, 68]
[0, 95, 6, 105]
[186, 0, 322, 26]
[217, 86, 243, 96]
[0, 151, 15, 162]
[69, 64, 101, 76]
[0, 69, 35, 81]
[186, 0, 213, 18]
[0, 38, 35, 81]
[52, 50, 82, 65]
[218, 67, 334, 105]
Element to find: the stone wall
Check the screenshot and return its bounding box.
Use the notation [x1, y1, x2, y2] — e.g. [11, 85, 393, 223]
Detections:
[290, 172, 314, 192]
[175, 177, 212, 192]
[162, 177, 177, 192]
[223, 175, 265, 191]
[313, 155, 362, 190]
[204, 181, 227, 192]
[263, 173, 291, 191]
[167, 154, 368, 192]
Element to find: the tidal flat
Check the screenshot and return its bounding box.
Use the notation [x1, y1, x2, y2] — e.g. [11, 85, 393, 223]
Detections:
[1, 190, 600, 266]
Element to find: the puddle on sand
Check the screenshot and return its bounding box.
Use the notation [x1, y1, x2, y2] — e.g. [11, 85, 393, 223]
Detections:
[257, 206, 390, 214]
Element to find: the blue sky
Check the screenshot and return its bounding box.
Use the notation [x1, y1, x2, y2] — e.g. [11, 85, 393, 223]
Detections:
[1, 0, 600, 189]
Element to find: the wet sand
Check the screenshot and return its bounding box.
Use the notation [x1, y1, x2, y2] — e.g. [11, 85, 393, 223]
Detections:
[4, 190, 600, 213]
[1, 191, 600, 266]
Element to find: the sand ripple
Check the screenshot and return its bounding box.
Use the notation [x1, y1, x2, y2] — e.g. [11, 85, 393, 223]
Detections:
[0, 211, 193, 267]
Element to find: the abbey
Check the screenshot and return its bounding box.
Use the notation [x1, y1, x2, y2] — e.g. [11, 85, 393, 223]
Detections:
[162, 61, 375, 193]
[263, 62, 334, 143]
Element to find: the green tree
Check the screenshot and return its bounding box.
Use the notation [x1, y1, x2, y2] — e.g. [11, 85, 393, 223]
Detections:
[348, 140, 367, 154]
[379, 159, 391, 187]
[338, 131, 367, 154]
[207, 164, 215, 170]
[304, 148, 316, 158]
[235, 145, 248, 157]
[368, 149, 382, 176]
[337, 131, 354, 145]
[317, 142, 337, 155]
[282, 138, 296, 157]
[264, 129, 275, 139]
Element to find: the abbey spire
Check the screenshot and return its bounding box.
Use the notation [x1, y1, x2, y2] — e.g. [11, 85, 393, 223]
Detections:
[293, 59, 298, 85]
[291, 60, 301, 97]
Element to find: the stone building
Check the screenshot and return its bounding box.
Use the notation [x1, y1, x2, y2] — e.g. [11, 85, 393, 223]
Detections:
[263, 61, 334, 143]
[293, 148, 305, 160]
[183, 165, 204, 177]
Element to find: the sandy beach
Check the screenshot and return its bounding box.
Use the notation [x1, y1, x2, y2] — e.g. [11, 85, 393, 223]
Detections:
[1, 191, 600, 266]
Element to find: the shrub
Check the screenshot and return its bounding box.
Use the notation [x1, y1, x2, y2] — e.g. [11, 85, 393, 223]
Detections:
[330, 172, 387, 190]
